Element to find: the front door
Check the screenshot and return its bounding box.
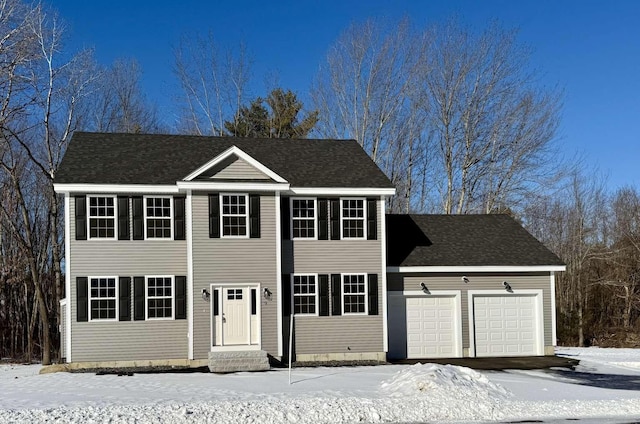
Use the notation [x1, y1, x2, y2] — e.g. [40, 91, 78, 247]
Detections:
[222, 287, 247, 345]
[211, 284, 260, 349]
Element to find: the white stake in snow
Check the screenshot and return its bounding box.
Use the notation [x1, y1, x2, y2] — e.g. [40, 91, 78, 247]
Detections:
[288, 312, 294, 384]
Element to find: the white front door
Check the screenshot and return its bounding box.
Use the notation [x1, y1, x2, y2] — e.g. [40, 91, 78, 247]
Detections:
[222, 287, 247, 345]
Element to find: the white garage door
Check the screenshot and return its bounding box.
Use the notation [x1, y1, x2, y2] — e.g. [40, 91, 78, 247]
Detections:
[473, 295, 540, 357]
[406, 296, 459, 358]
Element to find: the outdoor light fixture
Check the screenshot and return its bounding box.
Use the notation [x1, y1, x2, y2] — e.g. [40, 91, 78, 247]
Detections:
[202, 288, 210, 301]
[263, 287, 272, 300]
[462, 276, 470, 284]
[420, 282, 430, 295]
[503, 281, 513, 293]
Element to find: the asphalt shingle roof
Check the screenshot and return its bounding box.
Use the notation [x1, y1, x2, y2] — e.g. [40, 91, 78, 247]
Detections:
[386, 214, 564, 267]
[55, 132, 394, 188]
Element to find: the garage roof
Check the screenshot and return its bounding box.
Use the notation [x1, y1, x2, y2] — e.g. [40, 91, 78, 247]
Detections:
[386, 214, 564, 268]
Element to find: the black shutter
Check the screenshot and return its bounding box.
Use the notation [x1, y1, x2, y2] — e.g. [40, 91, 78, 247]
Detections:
[77, 277, 88, 322]
[75, 196, 87, 240]
[213, 289, 219, 316]
[249, 194, 260, 238]
[367, 198, 377, 240]
[282, 274, 291, 316]
[318, 274, 329, 316]
[133, 276, 145, 320]
[117, 197, 130, 240]
[331, 274, 341, 316]
[175, 276, 187, 319]
[367, 274, 379, 315]
[281, 197, 290, 240]
[209, 194, 220, 238]
[329, 198, 340, 240]
[132, 197, 144, 240]
[174, 197, 186, 241]
[119, 277, 131, 321]
[318, 199, 328, 240]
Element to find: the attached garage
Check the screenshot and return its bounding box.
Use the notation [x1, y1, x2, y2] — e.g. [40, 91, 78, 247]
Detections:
[385, 214, 566, 360]
[470, 292, 544, 357]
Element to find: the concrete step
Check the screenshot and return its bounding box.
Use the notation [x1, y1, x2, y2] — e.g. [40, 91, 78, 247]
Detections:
[208, 350, 270, 373]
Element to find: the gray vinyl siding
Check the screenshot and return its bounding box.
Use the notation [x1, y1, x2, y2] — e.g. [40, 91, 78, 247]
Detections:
[388, 272, 553, 350]
[283, 197, 385, 355]
[191, 193, 278, 359]
[68, 195, 188, 362]
[211, 157, 271, 180]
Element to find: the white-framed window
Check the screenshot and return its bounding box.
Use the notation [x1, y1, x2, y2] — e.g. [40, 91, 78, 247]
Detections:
[144, 196, 173, 239]
[146, 276, 174, 320]
[342, 273, 367, 314]
[88, 196, 117, 239]
[340, 198, 366, 239]
[292, 274, 318, 315]
[291, 198, 317, 239]
[221, 193, 248, 238]
[89, 276, 118, 321]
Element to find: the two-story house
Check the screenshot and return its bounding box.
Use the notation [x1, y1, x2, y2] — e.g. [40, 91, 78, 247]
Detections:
[53, 132, 564, 371]
[53, 132, 395, 371]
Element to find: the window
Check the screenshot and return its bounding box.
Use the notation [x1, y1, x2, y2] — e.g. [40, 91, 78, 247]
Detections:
[89, 277, 117, 320]
[147, 276, 174, 319]
[341, 198, 365, 239]
[221, 194, 248, 237]
[343, 274, 366, 314]
[88, 196, 116, 239]
[292, 274, 317, 315]
[291, 198, 316, 239]
[227, 288, 243, 300]
[145, 197, 172, 239]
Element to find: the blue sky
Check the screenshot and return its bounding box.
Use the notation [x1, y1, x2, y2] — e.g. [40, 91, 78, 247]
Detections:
[55, 0, 640, 190]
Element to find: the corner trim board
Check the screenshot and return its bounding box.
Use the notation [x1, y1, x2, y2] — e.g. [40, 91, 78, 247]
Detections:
[64, 193, 72, 362]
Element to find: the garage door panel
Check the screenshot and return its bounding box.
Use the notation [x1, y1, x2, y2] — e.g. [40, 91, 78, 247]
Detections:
[473, 294, 541, 357]
[406, 295, 459, 359]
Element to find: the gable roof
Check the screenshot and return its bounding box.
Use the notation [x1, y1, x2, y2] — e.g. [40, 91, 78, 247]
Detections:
[54, 132, 394, 189]
[386, 214, 564, 269]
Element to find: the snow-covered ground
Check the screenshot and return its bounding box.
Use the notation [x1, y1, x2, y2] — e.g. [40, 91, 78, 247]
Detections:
[1, 347, 640, 423]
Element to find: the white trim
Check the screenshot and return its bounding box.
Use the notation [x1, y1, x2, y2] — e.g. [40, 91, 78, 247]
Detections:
[467, 289, 544, 358]
[379, 197, 388, 353]
[145, 276, 175, 320]
[143, 195, 173, 240]
[220, 193, 249, 239]
[397, 289, 463, 358]
[275, 192, 283, 357]
[54, 183, 179, 194]
[87, 276, 119, 322]
[177, 181, 289, 192]
[340, 197, 366, 240]
[290, 197, 318, 240]
[550, 271, 557, 346]
[291, 273, 320, 316]
[289, 187, 396, 196]
[87, 195, 117, 241]
[387, 265, 567, 273]
[341, 273, 368, 315]
[186, 190, 194, 360]
[64, 193, 72, 362]
[183, 145, 288, 183]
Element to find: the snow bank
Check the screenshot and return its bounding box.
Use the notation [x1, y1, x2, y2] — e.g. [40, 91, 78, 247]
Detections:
[380, 362, 510, 400]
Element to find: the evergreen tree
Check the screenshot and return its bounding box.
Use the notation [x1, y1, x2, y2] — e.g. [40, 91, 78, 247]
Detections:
[224, 88, 318, 138]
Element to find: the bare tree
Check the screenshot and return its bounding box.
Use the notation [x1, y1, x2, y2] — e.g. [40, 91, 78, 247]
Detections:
[173, 32, 252, 135]
[85, 58, 161, 133]
[311, 18, 426, 212]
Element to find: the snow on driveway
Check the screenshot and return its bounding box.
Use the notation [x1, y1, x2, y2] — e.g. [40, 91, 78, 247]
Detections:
[0, 347, 639, 423]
